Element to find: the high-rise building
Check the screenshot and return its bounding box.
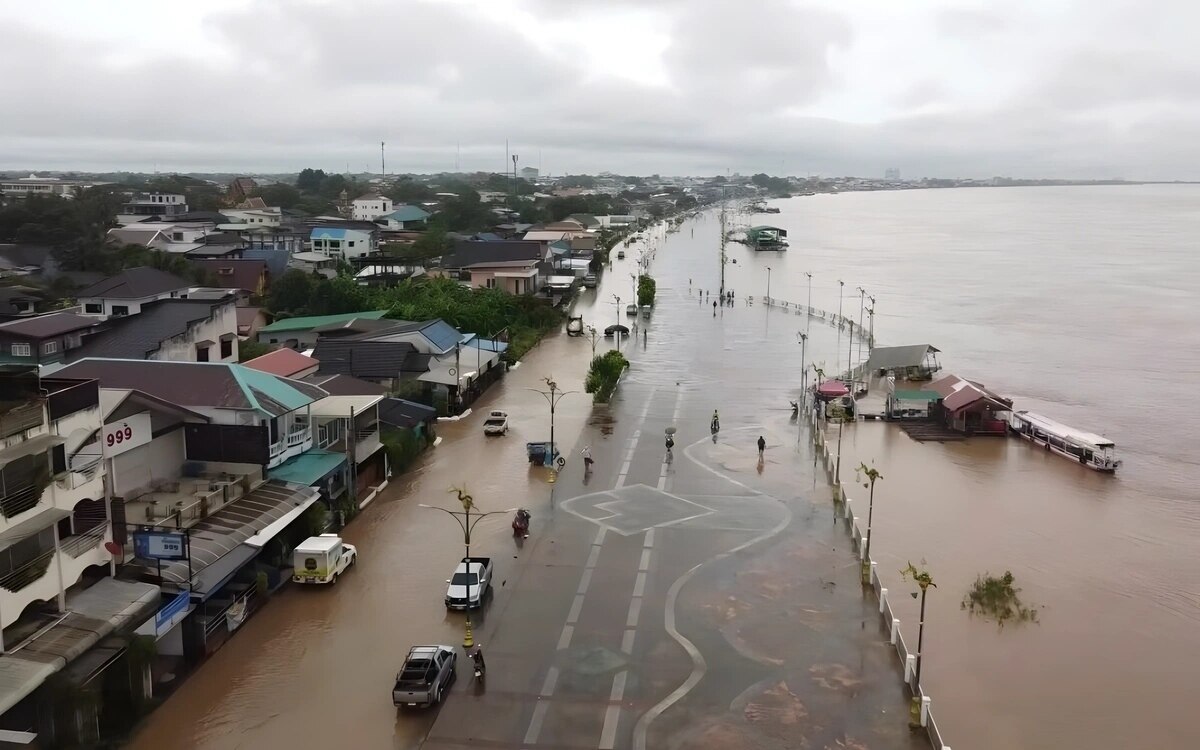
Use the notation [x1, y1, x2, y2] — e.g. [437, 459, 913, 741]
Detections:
[519, 167, 539, 180]
[884, 168, 901, 180]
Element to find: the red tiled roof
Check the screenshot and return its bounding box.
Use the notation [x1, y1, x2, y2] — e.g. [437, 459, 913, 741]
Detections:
[244, 347, 319, 377]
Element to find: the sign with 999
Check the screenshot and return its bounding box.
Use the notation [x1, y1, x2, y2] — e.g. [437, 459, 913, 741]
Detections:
[102, 412, 151, 457]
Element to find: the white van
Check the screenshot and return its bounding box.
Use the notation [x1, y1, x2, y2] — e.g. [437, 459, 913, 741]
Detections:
[293, 534, 357, 585]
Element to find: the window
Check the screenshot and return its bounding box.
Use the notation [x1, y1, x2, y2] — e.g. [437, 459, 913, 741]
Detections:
[42, 341, 58, 355]
[196, 345, 210, 362]
[84, 303, 102, 314]
[111, 305, 129, 316]
[348, 241, 356, 248]
[172, 232, 183, 241]
[220, 338, 233, 358]
[10, 343, 30, 357]
[485, 278, 496, 289]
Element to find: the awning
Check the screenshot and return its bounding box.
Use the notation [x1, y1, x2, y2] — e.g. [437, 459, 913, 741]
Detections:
[189, 544, 260, 599]
[0, 578, 158, 715]
[0, 433, 66, 468]
[816, 380, 850, 398]
[267, 450, 347, 488]
[153, 481, 320, 591]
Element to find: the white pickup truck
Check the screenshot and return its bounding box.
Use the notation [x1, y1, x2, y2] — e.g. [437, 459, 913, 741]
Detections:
[483, 410, 509, 436]
[293, 534, 357, 585]
[444, 557, 493, 609]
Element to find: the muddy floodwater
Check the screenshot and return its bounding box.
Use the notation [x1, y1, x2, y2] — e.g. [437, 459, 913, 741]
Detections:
[127, 189, 1199, 749]
[716, 185, 1200, 750]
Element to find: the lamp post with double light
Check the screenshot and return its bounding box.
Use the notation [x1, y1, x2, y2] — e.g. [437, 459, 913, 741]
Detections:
[419, 486, 517, 649]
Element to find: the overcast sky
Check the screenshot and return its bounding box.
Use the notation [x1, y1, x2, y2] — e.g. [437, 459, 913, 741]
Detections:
[2, 0, 1196, 179]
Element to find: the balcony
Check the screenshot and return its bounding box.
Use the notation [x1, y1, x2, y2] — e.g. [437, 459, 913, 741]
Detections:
[354, 423, 382, 465]
[52, 453, 105, 506]
[0, 402, 44, 440]
[268, 427, 312, 468]
[122, 468, 261, 528]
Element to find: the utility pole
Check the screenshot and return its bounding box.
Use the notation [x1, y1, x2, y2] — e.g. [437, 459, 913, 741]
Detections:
[798, 332, 808, 408]
[527, 378, 575, 476]
[766, 266, 772, 302]
[512, 155, 519, 200]
[380, 141, 385, 176]
[856, 286, 867, 376]
[718, 187, 728, 296]
[805, 272, 812, 330]
[836, 280, 844, 379]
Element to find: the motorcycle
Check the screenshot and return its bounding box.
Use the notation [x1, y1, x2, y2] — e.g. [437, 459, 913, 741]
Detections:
[512, 509, 531, 535]
[472, 649, 486, 683]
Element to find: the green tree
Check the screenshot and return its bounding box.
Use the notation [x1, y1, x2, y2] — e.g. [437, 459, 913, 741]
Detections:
[311, 275, 371, 315]
[585, 350, 630, 403]
[268, 269, 318, 314]
[237, 338, 273, 362]
[296, 168, 327, 193]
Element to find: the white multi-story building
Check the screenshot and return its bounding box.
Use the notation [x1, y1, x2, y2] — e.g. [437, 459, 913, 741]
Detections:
[309, 227, 377, 260]
[116, 193, 188, 225]
[351, 193, 393, 221]
[77, 267, 196, 319]
[0, 174, 101, 199]
[224, 208, 282, 226]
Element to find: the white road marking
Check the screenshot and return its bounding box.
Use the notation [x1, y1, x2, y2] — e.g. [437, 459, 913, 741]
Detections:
[557, 624, 574, 651]
[524, 702, 549, 745]
[577, 568, 594, 595]
[599, 671, 629, 749]
[567, 594, 585, 624]
[638, 549, 652, 571]
[593, 526, 608, 546]
[621, 628, 637, 654]
[643, 528, 655, 548]
[626, 597, 642, 628]
[540, 667, 560, 697]
[585, 545, 602, 570]
[632, 571, 646, 598]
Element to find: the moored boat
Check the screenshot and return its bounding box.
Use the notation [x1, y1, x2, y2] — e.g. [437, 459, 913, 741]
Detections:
[1009, 410, 1120, 472]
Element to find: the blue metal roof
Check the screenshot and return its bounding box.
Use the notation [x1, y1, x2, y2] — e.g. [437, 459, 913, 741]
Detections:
[231, 364, 323, 413]
[384, 205, 431, 223]
[311, 227, 347, 240]
[268, 449, 347, 486]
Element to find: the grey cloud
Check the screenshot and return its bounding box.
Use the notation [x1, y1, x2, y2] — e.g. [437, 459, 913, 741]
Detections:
[1, 0, 1199, 179]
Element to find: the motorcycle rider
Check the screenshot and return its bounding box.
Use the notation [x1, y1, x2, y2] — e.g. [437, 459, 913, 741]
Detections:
[471, 645, 486, 680]
[711, 410, 720, 433]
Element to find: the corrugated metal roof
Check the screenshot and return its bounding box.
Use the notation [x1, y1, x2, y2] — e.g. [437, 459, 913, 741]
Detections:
[309, 394, 384, 417]
[259, 310, 389, 333]
[927, 374, 1011, 412]
[310, 227, 347, 240]
[0, 311, 99, 339]
[384, 205, 430, 223]
[865, 344, 940, 371]
[244, 347, 318, 377]
[268, 449, 347, 486]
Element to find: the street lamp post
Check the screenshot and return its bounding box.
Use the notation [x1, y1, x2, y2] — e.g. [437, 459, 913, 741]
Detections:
[420, 487, 518, 649]
[766, 266, 772, 302]
[586, 326, 598, 357]
[836, 280, 844, 376]
[858, 462, 882, 584]
[527, 377, 576, 473]
[856, 286, 866, 376]
[797, 331, 808, 407]
[901, 563, 937, 729]
[867, 296, 876, 351]
[612, 294, 622, 349]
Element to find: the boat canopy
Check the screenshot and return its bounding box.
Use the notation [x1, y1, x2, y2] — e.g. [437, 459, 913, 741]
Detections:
[816, 380, 850, 398]
[1013, 411, 1114, 448]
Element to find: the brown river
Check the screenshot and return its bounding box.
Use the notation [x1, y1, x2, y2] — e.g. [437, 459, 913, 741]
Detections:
[716, 185, 1200, 750]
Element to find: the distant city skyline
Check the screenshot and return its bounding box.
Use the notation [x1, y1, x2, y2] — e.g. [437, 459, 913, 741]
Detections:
[1, 1, 1195, 180]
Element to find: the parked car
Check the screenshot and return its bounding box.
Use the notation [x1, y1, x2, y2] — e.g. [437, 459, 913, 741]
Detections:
[393, 645, 457, 707]
[445, 556, 493, 609]
[583, 274, 597, 288]
[617, 250, 626, 259]
[483, 410, 508, 436]
[292, 535, 357, 585]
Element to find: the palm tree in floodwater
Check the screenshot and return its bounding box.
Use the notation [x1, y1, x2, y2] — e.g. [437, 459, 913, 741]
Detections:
[859, 462, 883, 585]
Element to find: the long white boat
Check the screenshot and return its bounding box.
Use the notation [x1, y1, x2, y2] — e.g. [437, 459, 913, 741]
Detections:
[1009, 410, 1120, 472]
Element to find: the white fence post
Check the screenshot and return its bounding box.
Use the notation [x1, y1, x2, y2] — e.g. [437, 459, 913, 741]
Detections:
[879, 588, 888, 613]
[904, 654, 916, 683]
[890, 618, 901, 644]
[920, 696, 931, 727]
[870, 561, 878, 582]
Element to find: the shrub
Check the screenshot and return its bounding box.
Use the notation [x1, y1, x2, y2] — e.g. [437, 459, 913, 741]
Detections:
[637, 274, 656, 307]
[585, 350, 629, 403]
[962, 570, 1039, 626]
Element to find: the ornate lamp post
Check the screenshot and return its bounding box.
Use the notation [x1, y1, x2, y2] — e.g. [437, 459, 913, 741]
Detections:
[419, 486, 517, 649]
[858, 462, 882, 584]
[797, 331, 808, 407]
[766, 266, 772, 302]
[527, 377, 575, 474]
[901, 562, 937, 729]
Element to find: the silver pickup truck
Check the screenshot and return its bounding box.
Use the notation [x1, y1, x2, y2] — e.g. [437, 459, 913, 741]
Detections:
[393, 645, 457, 708]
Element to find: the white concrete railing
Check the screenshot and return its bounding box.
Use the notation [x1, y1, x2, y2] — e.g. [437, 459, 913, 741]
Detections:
[805, 406, 950, 750]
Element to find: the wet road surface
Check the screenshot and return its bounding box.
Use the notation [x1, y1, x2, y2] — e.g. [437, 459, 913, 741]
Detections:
[129, 218, 926, 749]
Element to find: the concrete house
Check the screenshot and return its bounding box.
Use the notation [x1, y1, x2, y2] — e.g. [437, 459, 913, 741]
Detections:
[351, 194, 394, 221]
[377, 205, 430, 230]
[437, 240, 549, 294]
[77, 267, 195, 319]
[257, 311, 389, 350]
[309, 227, 377, 260]
[57, 296, 240, 367]
[116, 193, 188, 225]
[0, 312, 104, 367]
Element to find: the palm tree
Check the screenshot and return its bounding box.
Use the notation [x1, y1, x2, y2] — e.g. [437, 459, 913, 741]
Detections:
[859, 462, 883, 584]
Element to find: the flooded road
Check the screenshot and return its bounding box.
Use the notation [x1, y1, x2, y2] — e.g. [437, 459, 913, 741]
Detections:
[714, 186, 1200, 750]
[128, 217, 927, 749]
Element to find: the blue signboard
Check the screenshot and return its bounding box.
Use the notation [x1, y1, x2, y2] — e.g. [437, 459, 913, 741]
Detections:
[133, 531, 188, 561]
[155, 590, 190, 631]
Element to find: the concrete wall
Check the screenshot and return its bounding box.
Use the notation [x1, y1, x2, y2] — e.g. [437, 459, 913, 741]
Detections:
[152, 303, 239, 363]
[112, 429, 185, 496]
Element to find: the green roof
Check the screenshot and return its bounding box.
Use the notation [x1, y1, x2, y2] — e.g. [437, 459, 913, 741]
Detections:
[269, 450, 347, 486]
[231, 364, 321, 413]
[892, 390, 940, 402]
[260, 310, 389, 333]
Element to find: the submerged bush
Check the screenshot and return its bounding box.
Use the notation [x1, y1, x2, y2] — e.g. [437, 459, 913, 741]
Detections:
[585, 350, 629, 403]
[962, 570, 1039, 626]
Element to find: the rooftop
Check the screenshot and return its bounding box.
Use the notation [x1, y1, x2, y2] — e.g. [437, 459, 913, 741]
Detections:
[62, 297, 235, 362]
[302, 373, 387, 396]
[866, 344, 941, 372]
[259, 310, 389, 334]
[244, 347, 319, 378]
[53, 358, 327, 416]
[441, 239, 543, 269]
[191, 259, 268, 293]
[0, 311, 100, 339]
[381, 205, 430, 223]
[268, 449, 347, 486]
[76, 266, 192, 299]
